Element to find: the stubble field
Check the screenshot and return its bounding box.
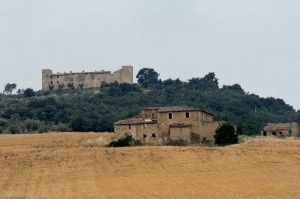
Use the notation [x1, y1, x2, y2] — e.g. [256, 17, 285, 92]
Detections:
[0, 133, 299, 199]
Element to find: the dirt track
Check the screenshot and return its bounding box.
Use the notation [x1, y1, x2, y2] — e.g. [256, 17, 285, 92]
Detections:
[0, 133, 299, 199]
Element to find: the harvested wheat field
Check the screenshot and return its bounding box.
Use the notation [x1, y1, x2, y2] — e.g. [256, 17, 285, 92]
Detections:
[0, 133, 299, 199]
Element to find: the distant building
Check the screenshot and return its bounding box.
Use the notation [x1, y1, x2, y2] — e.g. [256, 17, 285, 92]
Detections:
[262, 122, 300, 137]
[114, 106, 223, 144]
[42, 66, 133, 91]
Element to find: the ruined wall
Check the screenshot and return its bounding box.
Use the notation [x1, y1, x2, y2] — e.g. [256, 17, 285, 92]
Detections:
[263, 122, 300, 137]
[42, 66, 133, 91]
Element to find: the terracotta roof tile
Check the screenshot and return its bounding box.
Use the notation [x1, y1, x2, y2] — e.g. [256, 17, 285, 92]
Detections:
[114, 115, 157, 125]
[143, 106, 214, 115]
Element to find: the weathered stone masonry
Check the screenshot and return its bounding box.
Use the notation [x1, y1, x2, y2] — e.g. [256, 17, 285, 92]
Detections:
[114, 106, 223, 144]
[42, 66, 133, 91]
[262, 122, 300, 137]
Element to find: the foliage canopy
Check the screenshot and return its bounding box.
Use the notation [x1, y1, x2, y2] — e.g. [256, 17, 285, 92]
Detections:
[214, 123, 238, 146]
[0, 68, 298, 135]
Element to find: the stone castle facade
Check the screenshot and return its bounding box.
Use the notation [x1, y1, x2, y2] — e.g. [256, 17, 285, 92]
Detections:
[114, 106, 223, 144]
[42, 66, 133, 91]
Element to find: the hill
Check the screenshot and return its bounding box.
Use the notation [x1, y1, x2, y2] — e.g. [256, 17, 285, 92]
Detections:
[0, 68, 299, 135]
[0, 133, 299, 198]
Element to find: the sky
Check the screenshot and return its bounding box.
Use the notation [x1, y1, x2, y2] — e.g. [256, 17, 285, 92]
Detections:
[0, 0, 299, 109]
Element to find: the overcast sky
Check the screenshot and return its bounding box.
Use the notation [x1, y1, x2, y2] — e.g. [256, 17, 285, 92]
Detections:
[0, 0, 299, 109]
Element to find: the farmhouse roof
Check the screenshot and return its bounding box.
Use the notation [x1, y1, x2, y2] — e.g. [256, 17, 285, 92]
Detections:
[114, 115, 157, 125]
[143, 106, 214, 115]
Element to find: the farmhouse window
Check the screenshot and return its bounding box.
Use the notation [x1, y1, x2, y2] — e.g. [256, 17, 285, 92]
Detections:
[169, 113, 173, 119]
[186, 112, 190, 118]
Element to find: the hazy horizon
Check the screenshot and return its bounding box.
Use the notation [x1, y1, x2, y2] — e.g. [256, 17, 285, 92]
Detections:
[1, 0, 299, 109]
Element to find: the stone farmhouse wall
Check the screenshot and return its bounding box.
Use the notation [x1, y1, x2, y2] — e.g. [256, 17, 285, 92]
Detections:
[42, 66, 133, 91]
[115, 106, 221, 144]
[114, 123, 162, 144]
[199, 121, 223, 140]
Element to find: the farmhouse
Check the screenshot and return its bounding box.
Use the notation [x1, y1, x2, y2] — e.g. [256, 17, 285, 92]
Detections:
[114, 106, 222, 144]
[262, 122, 300, 137]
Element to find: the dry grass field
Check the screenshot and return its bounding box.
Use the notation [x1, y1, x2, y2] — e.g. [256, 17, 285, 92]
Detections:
[0, 133, 299, 199]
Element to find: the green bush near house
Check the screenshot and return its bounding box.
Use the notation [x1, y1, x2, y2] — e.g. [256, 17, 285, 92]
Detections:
[214, 122, 238, 146]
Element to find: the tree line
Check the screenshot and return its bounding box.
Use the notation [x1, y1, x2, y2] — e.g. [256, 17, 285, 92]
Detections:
[0, 68, 299, 135]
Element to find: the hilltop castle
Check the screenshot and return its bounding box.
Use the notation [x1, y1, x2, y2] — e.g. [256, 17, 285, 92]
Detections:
[42, 66, 133, 91]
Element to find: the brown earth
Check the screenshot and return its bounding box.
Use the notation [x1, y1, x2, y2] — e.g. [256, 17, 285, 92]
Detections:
[0, 133, 299, 199]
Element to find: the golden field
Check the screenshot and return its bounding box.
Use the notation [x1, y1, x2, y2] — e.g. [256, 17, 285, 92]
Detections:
[0, 133, 299, 199]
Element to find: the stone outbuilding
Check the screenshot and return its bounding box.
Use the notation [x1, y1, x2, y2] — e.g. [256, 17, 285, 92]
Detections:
[114, 106, 223, 144]
[262, 122, 300, 137]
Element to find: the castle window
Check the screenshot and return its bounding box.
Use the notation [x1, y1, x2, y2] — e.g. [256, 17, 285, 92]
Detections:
[50, 81, 53, 84]
[152, 133, 156, 138]
[169, 113, 173, 119]
[129, 125, 131, 129]
[186, 112, 190, 119]
[143, 134, 147, 139]
[57, 81, 59, 84]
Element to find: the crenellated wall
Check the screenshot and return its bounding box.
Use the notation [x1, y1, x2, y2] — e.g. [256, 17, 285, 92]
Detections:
[42, 66, 133, 91]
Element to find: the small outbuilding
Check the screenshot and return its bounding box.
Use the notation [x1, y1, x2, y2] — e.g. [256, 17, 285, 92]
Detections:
[262, 122, 300, 137]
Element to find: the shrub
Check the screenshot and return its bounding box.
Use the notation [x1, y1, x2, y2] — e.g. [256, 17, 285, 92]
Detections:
[52, 123, 70, 132]
[9, 124, 20, 134]
[165, 139, 188, 146]
[191, 132, 201, 144]
[109, 134, 142, 147]
[38, 125, 48, 133]
[214, 122, 238, 146]
[83, 136, 113, 147]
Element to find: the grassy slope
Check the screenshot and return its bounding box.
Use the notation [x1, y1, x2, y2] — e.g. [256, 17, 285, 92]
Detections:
[0, 133, 299, 199]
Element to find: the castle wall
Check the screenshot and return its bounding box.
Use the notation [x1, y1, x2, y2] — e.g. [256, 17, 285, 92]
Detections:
[42, 66, 133, 91]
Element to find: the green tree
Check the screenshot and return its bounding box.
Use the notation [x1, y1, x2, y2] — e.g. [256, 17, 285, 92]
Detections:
[188, 72, 219, 90]
[214, 123, 238, 146]
[136, 68, 159, 88]
[9, 124, 20, 134]
[23, 88, 36, 98]
[0, 118, 8, 127]
[4, 83, 17, 94]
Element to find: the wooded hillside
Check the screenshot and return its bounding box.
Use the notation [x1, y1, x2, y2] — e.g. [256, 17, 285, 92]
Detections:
[0, 68, 299, 135]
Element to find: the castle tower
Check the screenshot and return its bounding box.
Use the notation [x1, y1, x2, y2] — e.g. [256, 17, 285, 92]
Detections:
[42, 69, 53, 91]
[121, 65, 133, 84]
